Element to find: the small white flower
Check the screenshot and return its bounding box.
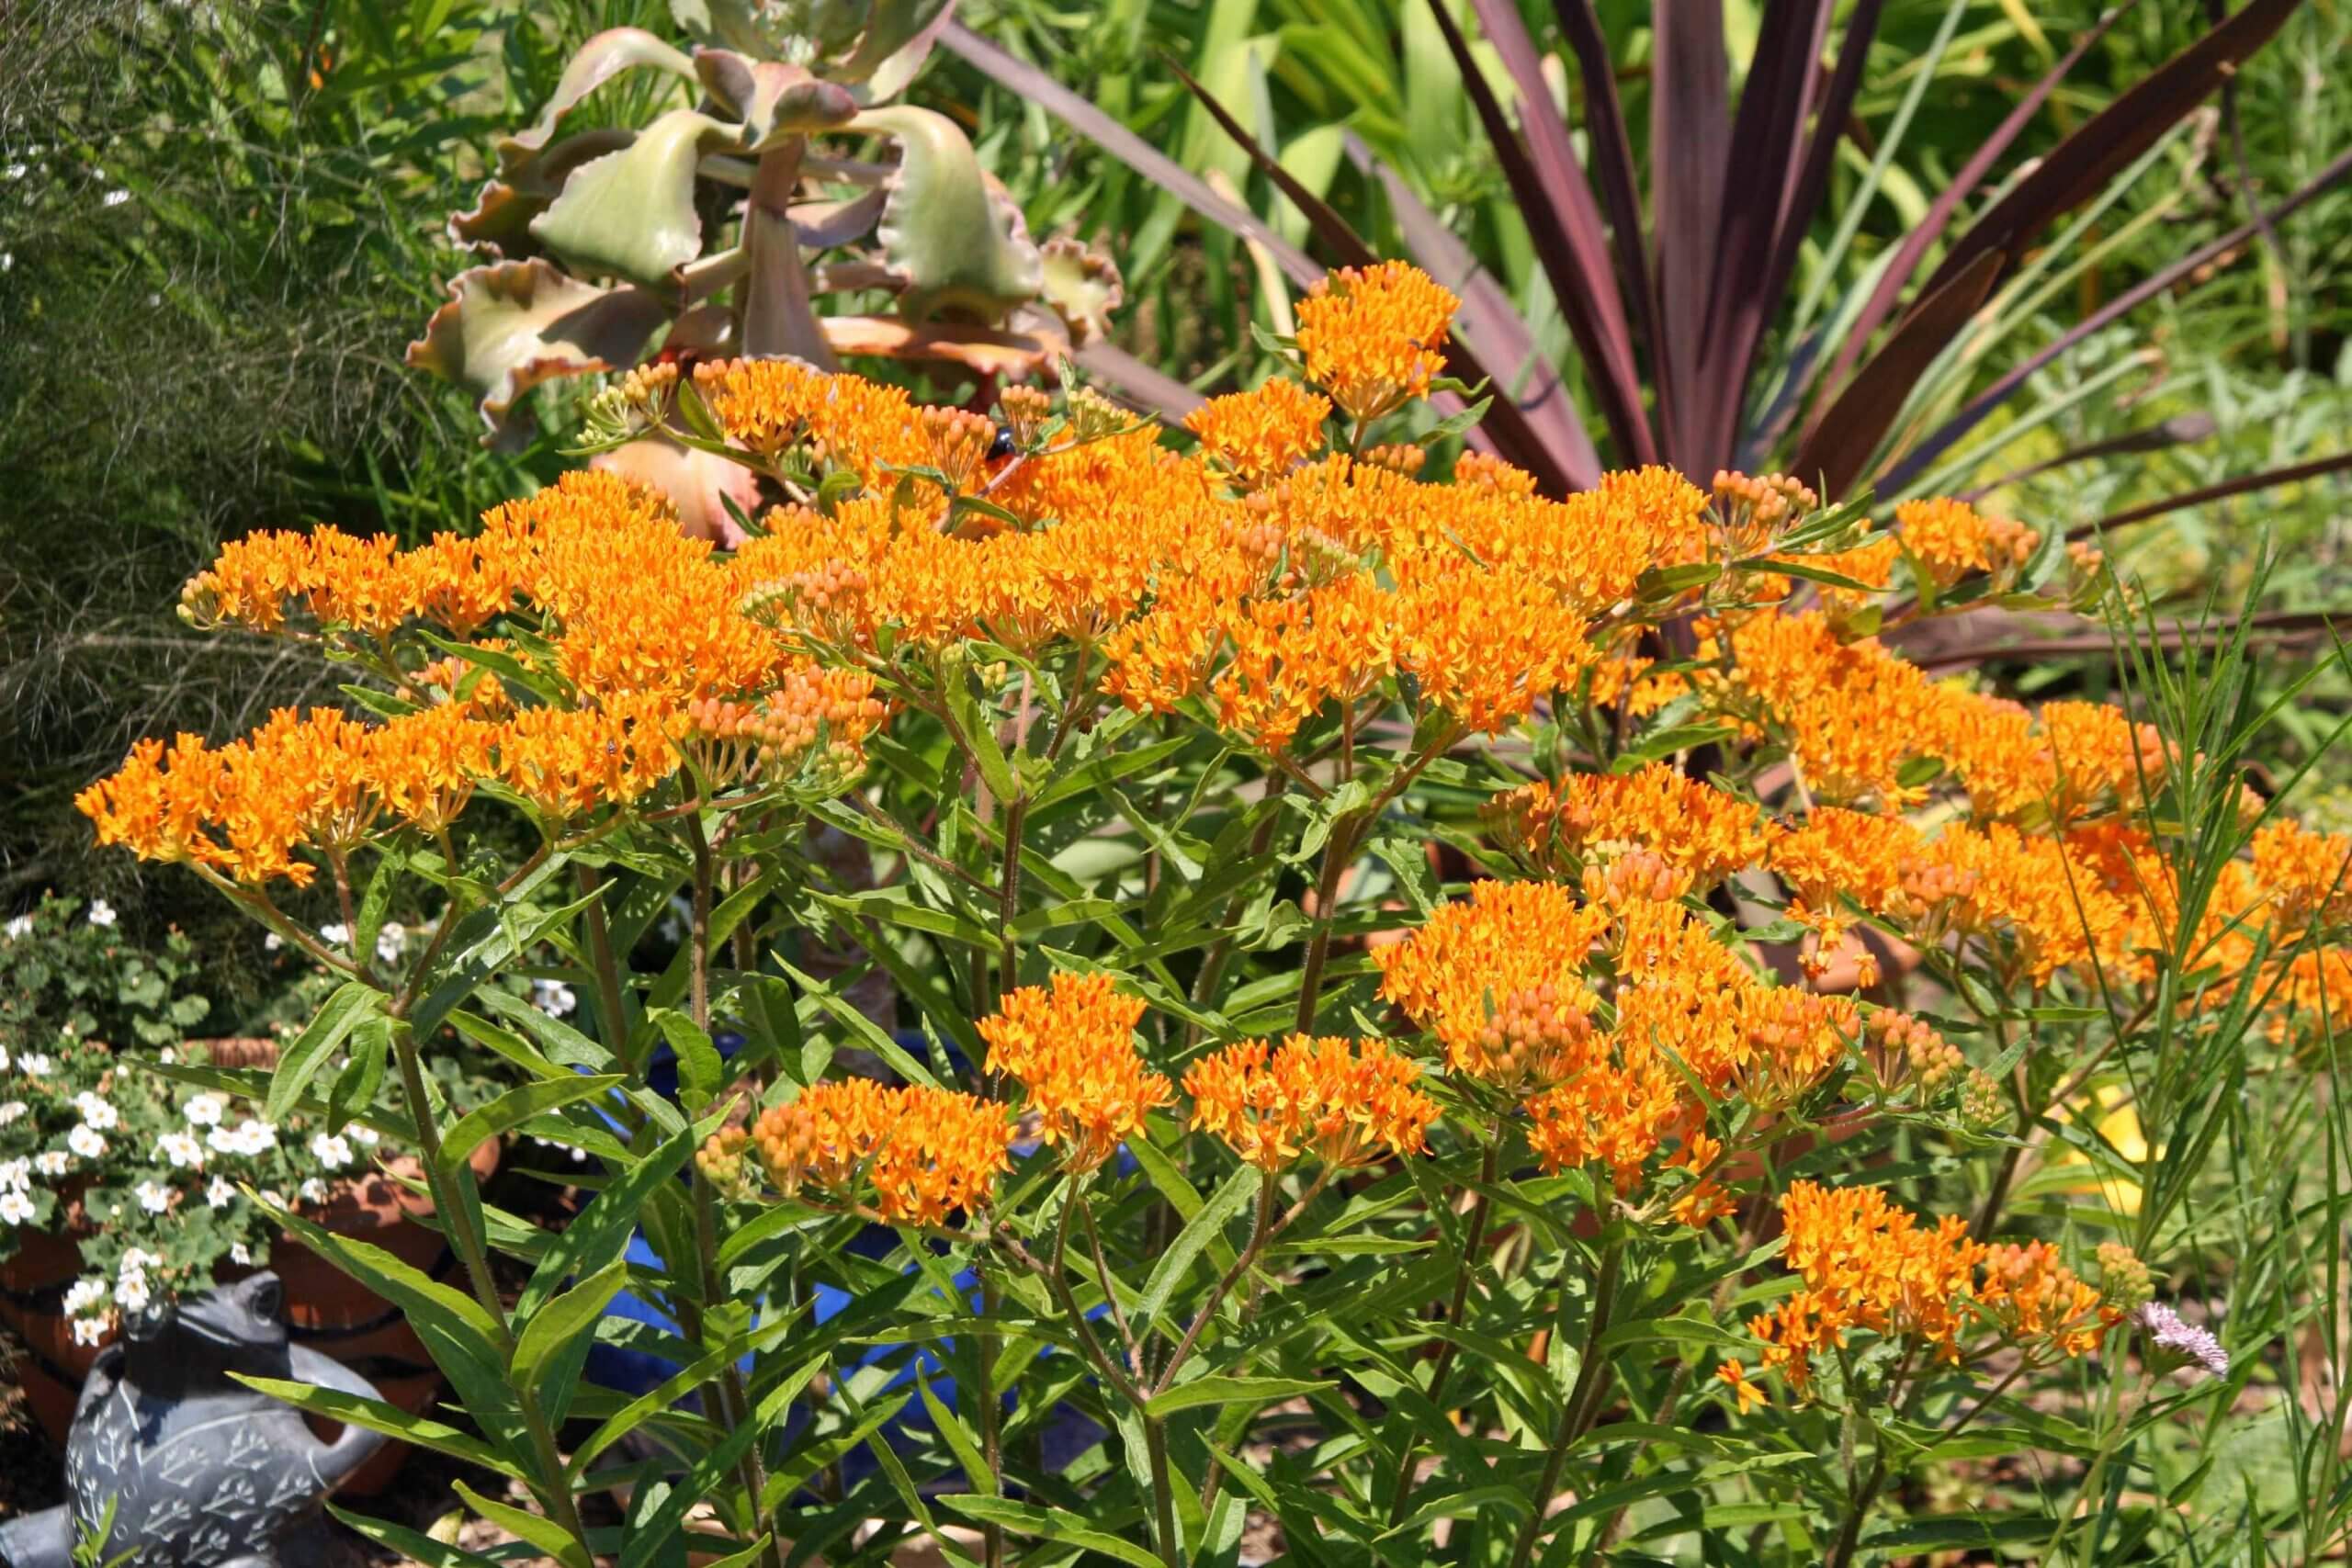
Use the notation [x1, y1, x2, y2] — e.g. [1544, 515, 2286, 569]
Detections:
[34, 1151, 69, 1177]
[1, 253, 11, 274]
[0, 1045, 11, 1072]
[319, 922, 351, 947]
[67, 1124, 107, 1159]
[116, 1273, 151, 1314]
[4, 914, 31, 940]
[86, 898, 118, 927]
[0, 1191, 32, 1225]
[532, 977, 578, 1017]
[62, 1278, 107, 1314]
[100, 188, 130, 209]
[0, 1157, 28, 1190]
[20, 1054, 51, 1077]
[2, 164, 23, 180]
[298, 1178, 328, 1204]
[135, 1181, 170, 1214]
[309, 1133, 354, 1171]
[71, 1314, 109, 1347]
[257, 1190, 287, 1211]
[206, 1176, 234, 1208]
[375, 921, 408, 964]
[345, 1122, 379, 1146]
[0, 1100, 24, 1126]
[158, 1131, 205, 1169]
[159, 1047, 175, 1065]
[183, 1094, 224, 1128]
[230, 1244, 252, 1267]
[121, 1247, 160, 1273]
[74, 1092, 119, 1131]
[263, 931, 283, 952]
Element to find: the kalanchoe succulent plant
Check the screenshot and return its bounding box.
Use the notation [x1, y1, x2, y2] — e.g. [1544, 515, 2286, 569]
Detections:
[409, 0, 1120, 456]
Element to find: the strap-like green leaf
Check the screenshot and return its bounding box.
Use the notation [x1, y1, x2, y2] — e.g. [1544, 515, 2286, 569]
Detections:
[234, 1375, 521, 1478]
[267, 980, 382, 1122]
[436, 1073, 625, 1185]
[938, 1495, 1163, 1568]
[1143, 1374, 1337, 1418]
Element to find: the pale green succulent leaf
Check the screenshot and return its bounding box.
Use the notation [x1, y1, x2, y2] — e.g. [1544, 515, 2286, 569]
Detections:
[530, 108, 736, 288]
[695, 52, 861, 149]
[503, 28, 698, 160]
[853, 106, 1043, 325]
[1038, 236, 1125, 347]
[835, 0, 956, 97]
[449, 129, 635, 257]
[405, 259, 670, 445]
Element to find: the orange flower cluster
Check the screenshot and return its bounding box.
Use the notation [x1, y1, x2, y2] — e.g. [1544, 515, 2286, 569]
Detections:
[688, 358, 930, 491]
[1748, 1181, 1987, 1393]
[2251, 818, 2352, 931]
[1894, 497, 2040, 592]
[1487, 763, 1769, 897]
[747, 1078, 1013, 1226]
[979, 973, 1171, 1173]
[1294, 261, 1459, 421]
[1976, 1241, 2115, 1359]
[1184, 378, 1332, 485]
[1182, 1035, 1438, 1170]
[1374, 880, 1611, 1091]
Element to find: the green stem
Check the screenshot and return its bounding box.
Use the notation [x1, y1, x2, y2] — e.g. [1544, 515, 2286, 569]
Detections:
[575, 863, 635, 1071]
[1384, 1123, 1501, 1524]
[1142, 1415, 1183, 1568]
[1504, 1239, 1625, 1568]
[1294, 816, 1363, 1035]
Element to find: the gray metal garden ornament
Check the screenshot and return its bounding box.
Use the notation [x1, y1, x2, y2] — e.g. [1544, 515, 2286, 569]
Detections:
[0, 1273, 387, 1568]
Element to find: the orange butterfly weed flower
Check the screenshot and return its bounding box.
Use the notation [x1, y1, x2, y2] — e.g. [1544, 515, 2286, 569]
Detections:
[748, 1078, 1013, 1225]
[1975, 1240, 2115, 1360]
[980, 973, 1171, 1173]
[1749, 1181, 1986, 1394]
[1894, 497, 2040, 591]
[495, 695, 684, 821]
[1182, 1034, 1438, 1170]
[1374, 880, 1611, 1092]
[2252, 818, 2352, 931]
[1185, 377, 1332, 485]
[1294, 261, 1459, 422]
[1715, 1359, 1769, 1414]
[1487, 763, 1769, 897]
[690, 358, 929, 492]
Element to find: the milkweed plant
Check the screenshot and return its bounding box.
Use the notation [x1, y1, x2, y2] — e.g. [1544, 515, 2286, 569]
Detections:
[73, 263, 2352, 1565]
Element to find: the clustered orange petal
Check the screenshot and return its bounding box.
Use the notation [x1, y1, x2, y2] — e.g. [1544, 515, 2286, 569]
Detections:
[980, 973, 1171, 1173]
[1487, 762, 1769, 898]
[1294, 261, 1459, 421]
[1182, 1034, 1437, 1170]
[1184, 378, 1332, 485]
[748, 1079, 1013, 1226]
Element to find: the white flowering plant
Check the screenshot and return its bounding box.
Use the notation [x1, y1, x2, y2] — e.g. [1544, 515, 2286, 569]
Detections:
[0, 1032, 400, 1339]
[0, 893, 210, 1054]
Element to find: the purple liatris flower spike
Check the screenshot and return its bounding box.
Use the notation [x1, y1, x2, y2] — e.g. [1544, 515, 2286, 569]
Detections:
[2140, 1303, 2229, 1379]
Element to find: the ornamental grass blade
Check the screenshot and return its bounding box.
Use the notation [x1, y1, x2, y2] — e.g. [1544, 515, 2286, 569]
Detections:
[1351, 135, 1599, 490]
[1885, 147, 2352, 490]
[1818, 0, 2141, 411]
[1430, 0, 1653, 466]
[1792, 249, 2001, 499]
[937, 21, 1321, 290]
[2064, 452, 2352, 544]
[1918, 0, 2302, 299]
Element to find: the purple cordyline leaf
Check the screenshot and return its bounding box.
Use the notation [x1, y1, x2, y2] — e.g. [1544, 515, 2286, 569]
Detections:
[1742, 0, 1888, 414]
[1817, 3, 2143, 415]
[1168, 61, 1577, 490]
[1649, 0, 1730, 468]
[1348, 134, 1600, 490]
[1918, 0, 2303, 299]
[1428, 0, 1655, 468]
[1883, 145, 2351, 491]
[1791, 249, 2003, 499]
[1073, 341, 1205, 421]
[1458, 0, 1647, 436]
[937, 22, 1323, 290]
[2063, 451, 2352, 544]
[1547, 0, 1659, 385]
[1697, 0, 1838, 479]
[1956, 412, 2215, 502]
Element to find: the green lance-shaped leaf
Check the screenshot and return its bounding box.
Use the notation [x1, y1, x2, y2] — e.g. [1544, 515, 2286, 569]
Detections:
[530, 108, 738, 289]
[267, 980, 381, 1122]
[501, 28, 698, 160]
[406, 259, 669, 444]
[852, 106, 1044, 325]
